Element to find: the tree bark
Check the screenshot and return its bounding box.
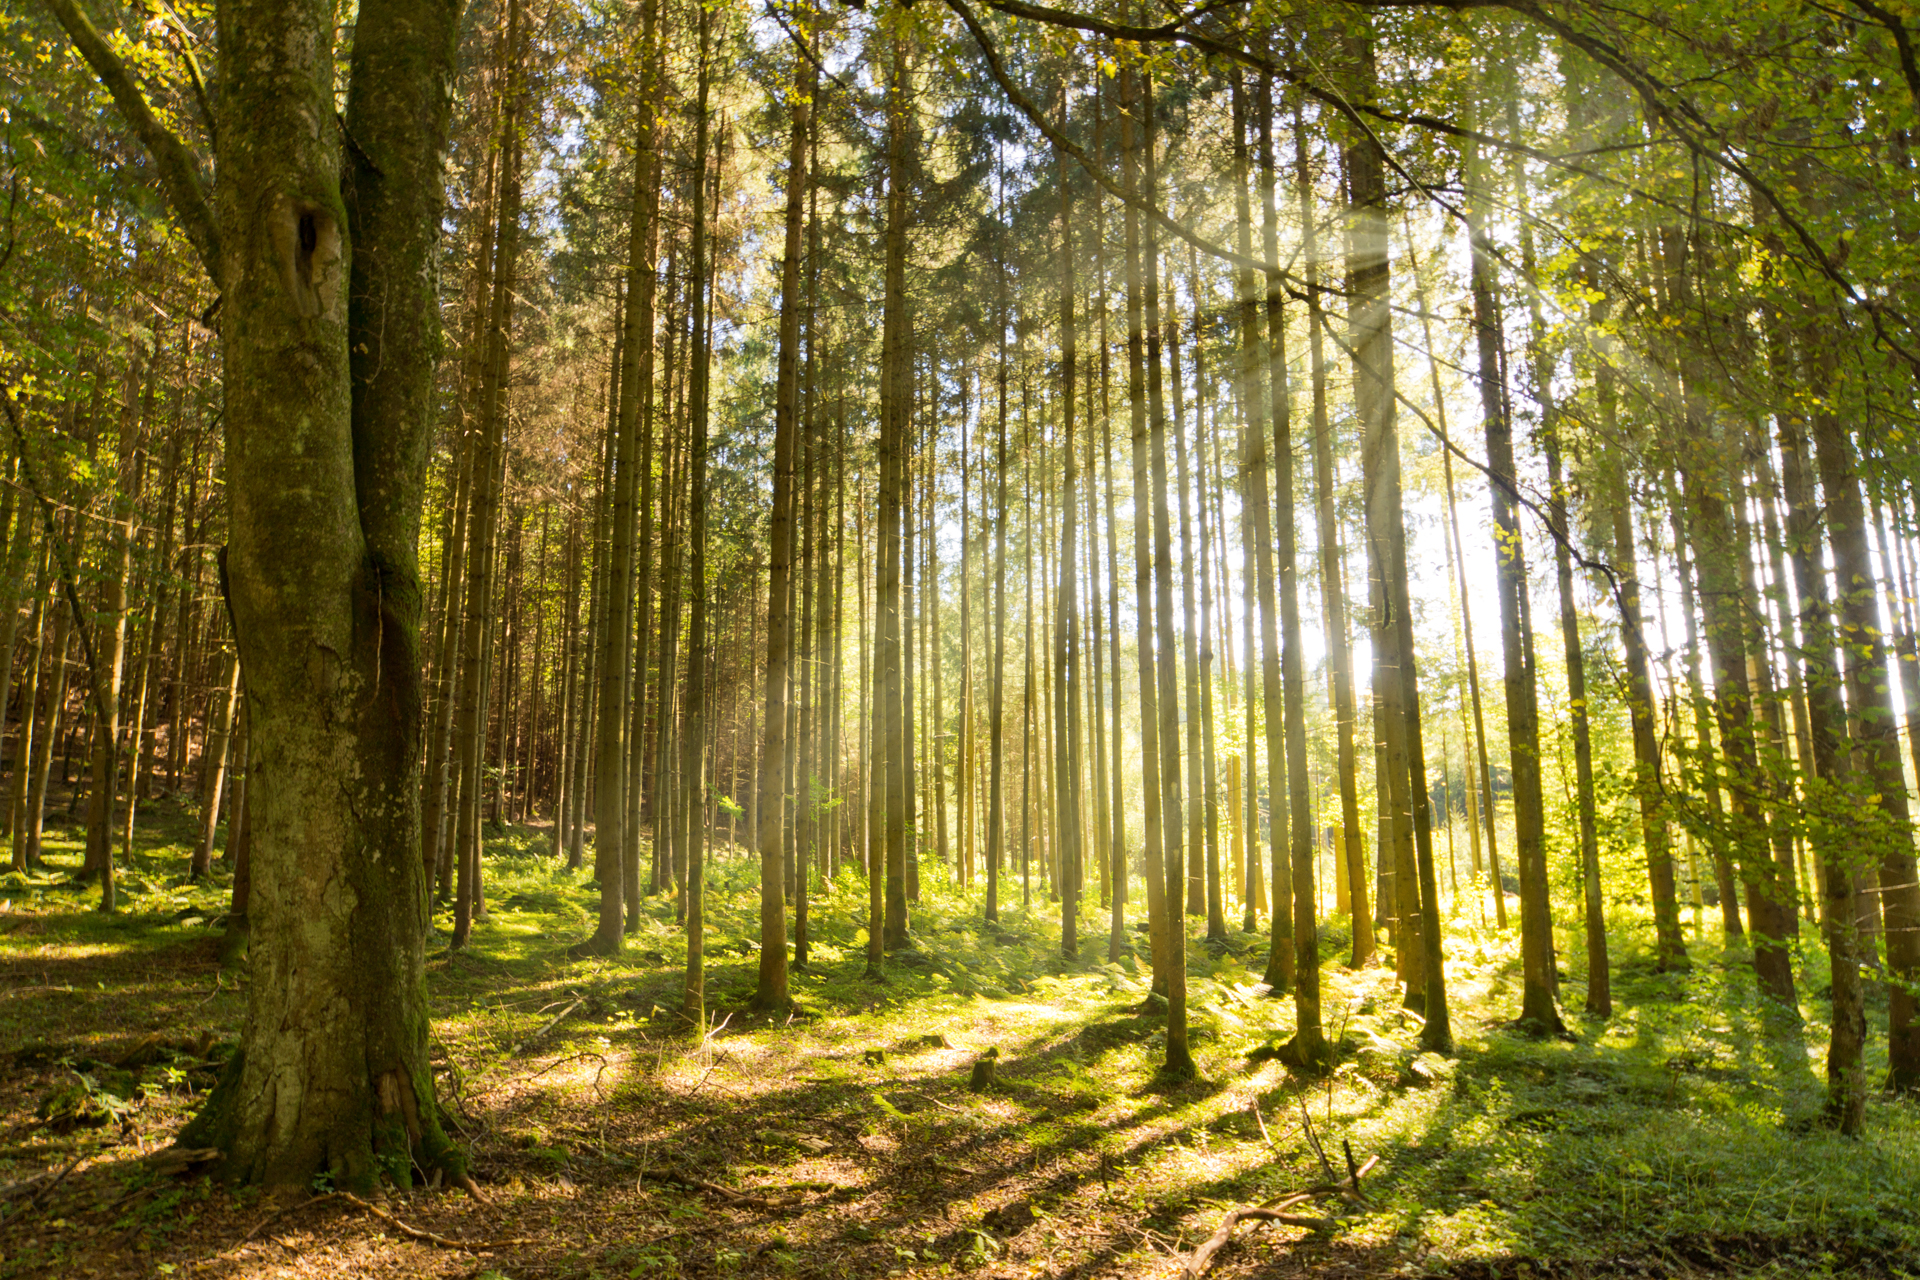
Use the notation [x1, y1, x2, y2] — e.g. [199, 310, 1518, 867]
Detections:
[679, 11, 715, 1023]
[1294, 107, 1370, 964]
[1258, 83, 1322, 1057]
[1464, 123, 1557, 1034]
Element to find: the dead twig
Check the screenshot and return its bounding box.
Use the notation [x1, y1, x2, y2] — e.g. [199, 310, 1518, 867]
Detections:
[891, 1089, 968, 1114]
[242, 1191, 530, 1249]
[1182, 1201, 1335, 1277]
[514, 995, 585, 1057]
[1297, 1098, 1335, 1182]
[1250, 1100, 1276, 1152]
[0, 1153, 85, 1225]
[519, 1051, 612, 1099]
[1181, 1154, 1383, 1279]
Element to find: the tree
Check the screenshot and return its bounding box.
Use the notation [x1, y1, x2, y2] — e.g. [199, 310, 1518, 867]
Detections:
[45, 0, 471, 1182]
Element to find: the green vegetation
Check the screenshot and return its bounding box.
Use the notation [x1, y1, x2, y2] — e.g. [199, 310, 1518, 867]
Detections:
[8, 0, 1920, 1270]
[3, 806, 1915, 1276]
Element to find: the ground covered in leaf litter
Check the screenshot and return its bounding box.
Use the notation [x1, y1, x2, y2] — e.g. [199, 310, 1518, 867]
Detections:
[2, 804, 1918, 1279]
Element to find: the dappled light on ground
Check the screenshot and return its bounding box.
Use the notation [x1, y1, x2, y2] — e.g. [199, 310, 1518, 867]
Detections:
[2, 811, 1917, 1278]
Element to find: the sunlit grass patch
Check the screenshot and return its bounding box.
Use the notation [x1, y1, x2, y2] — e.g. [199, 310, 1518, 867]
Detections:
[5, 807, 1919, 1277]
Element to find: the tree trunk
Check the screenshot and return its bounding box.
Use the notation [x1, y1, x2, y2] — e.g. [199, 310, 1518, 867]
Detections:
[1507, 129, 1610, 1016]
[1465, 122, 1554, 1032]
[1119, 66, 1171, 1003]
[753, 18, 814, 1009]
[1140, 78, 1193, 1080]
[452, 59, 525, 952]
[1774, 376, 1866, 1129]
[1602, 419, 1686, 970]
[1053, 118, 1083, 956]
[160, 0, 468, 1185]
[1231, 78, 1291, 996]
[1805, 356, 1920, 1090]
[679, 14, 714, 1022]
[1258, 83, 1323, 1056]
[1294, 108, 1369, 963]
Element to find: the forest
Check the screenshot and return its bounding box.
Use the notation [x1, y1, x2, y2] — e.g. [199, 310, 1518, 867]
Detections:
[2, 0, 1920, 1274]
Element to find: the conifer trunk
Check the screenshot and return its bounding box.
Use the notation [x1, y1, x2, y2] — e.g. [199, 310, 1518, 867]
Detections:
[1464, 124, 1558, 1032]
[1294, 112, 1369, 962]
[679, 16, 714, 1021]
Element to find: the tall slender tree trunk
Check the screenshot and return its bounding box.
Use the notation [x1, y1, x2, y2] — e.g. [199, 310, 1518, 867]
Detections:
[1351, 96, 1422, 1008]
[1140, 78, 1193, 1079]
[1464, 124, 1557, 1033]
[1805, 353, 1920, 1089]
[1294, 111, 1369, 962]
[1601, 407, 1686, 969]
[985, 153, 1011, 929]
[1055, 112, 1083, 958]
[1232, 78, 1292, 995]
[752, 21, 814, 1009]
[1258, 84, 1322, 1054]
[624, 20, 666, 924]
[878, 31, 913, 953]
[452, 41, 526, 950]
[1507, 131, 1610, 1015]
[1773, 368, 1866, 1127]
[1120, 66, 1171, 1004]
[679, 18, 715, 1022]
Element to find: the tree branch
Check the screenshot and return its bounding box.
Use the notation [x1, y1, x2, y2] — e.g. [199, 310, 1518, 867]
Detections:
[943, 0, 1295, 284]
[39, 0, 222, 287]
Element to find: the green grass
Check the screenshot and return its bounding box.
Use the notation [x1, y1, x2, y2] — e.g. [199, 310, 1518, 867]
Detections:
[3, 798, 1917, 1278]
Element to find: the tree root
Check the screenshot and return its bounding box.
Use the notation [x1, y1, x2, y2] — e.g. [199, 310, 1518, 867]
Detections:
[241, 1190, 528, 1249]
[1180, 1152, 1382, 1279]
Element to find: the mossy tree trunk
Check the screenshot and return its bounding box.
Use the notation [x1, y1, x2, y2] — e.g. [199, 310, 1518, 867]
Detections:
[50, 0, 471, 1186]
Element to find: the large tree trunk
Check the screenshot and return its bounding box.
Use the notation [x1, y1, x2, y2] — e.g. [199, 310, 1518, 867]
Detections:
[156, 0, 468, 1186]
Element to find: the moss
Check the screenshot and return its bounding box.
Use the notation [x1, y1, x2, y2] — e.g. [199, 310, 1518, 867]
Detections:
[174, 1047, 244, 1172]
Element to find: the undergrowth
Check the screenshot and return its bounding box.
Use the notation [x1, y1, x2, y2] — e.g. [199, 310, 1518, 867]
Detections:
[3, 806, 1918, 1278]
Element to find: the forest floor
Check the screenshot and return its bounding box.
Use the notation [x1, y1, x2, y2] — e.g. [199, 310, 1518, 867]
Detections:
[2, 796, 1918, 1280]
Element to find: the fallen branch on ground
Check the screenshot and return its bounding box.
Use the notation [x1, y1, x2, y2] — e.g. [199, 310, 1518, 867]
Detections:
[241, 1191, 530, 1249]
[514, 995, 585, 1058]
[0, 1152, 84, 1223]
[518, 1050, 612, 1098]
[1181, 1153, 1384, 1279]
[0, 1139, 95, 1162]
